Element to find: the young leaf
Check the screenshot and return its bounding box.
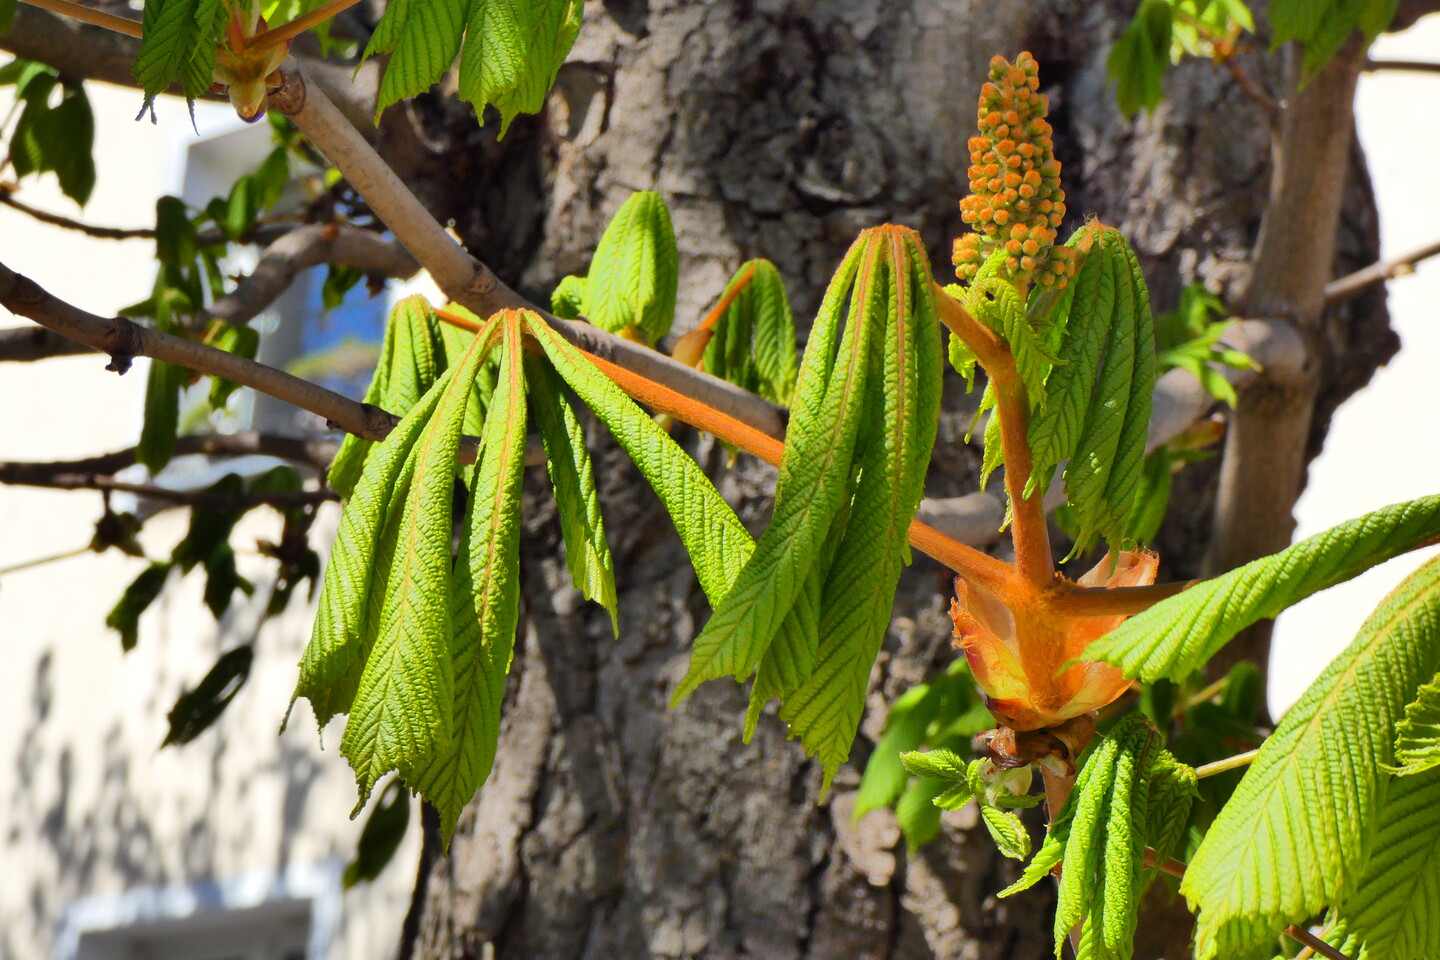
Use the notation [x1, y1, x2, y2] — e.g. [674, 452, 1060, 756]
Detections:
[524, 317, 755, 606]
[526, 356, 618, 632]
[133, 0, 227, 104]
[895, 776, 948, 851]
[1271, 0, 1397, 78]
[1182, 555, 1440, 960]
[329, 295, 445, 498]
[1106, 0, 1175, 117]
[672, 237, 876, 702]
[583, 191, 680, 344]
[366, 0, 466, 117]
[289, 369, 457, 732]
[1391, 674, 1440, 776]
[1085, 494, 1440, 682]
[702, 259, 799, 405]
[341, 324, 502, 804]
[550, 275, 588, 318]
[981, 805, 1031, 861]
[458, 0, 583, 135]
[900, 746, 970, 783]
[405, 312, 529, 842]
[852, 667, 941, 818]
[778, 228, 944, 787]
[138, 355, 183, 473]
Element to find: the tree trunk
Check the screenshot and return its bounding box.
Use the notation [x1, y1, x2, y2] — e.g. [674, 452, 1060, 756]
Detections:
[397, 3, 1392, 958]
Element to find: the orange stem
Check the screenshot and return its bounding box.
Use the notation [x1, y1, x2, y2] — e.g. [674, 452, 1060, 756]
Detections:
[245, 0, 363, 51]
[19, 0, 143, 37]
[697, 262, 756, 334]
[436, 306, 1019, 590]
[934, 283, 1054, 591]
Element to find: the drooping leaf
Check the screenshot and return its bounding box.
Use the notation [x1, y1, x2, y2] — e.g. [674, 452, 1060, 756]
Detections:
[341, 325, 502, 804]
[1270, 0, 1398, 78]
[138, 354, 183, 474]
[289, 366, 460, 732]
[702, 259, 799, 405]
[163, 645, 254, 746]
[133, 0, 227, 104]
[1390, 674, 1440, 776]
[527, 357, 618, 632]
[583, 191, 680, 344]
[366, 0, 466, 117]
[1182, 555, 1440, 960]
[206, 322, 260, 407]
[343, 777, 411, 888]
[172, 473, 245, 571]
[329, 295, 445, 498]
[524, 317, 754, 606]
[405, 312, 528, 842]
[778, 228, 944, 788]
[1086, 494, 1440, 682]
[458, 0, 583, 135]
[672, 237, 877, 702]
[106, 562, 174, 651]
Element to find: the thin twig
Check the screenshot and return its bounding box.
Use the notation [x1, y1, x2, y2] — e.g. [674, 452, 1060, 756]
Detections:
[0, 544, 93, 577]
[245, 0, 365, 52]
[1046, 580, 1196, 617]
[0, 472, 336, 507]
[1324, 237, 1440, 304]
[0, 434, 339, 480]
[1364, 58, 1440, 74]
[1285, 926, 1354, 960]
[1194, 748, 1260, 779]
[0, 190, 157, 240]
[17, 0, 142, 37]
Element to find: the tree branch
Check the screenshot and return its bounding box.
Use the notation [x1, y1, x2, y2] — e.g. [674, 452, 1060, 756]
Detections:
[1324, 236, 1440, 304]
[0, 188, 157, 240]
[267, 64, 790, 443]
[0, 433, 340, 481]
[1363, 57, 1440, 73]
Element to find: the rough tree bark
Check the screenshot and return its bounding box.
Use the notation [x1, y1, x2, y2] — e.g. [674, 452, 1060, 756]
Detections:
[389, 3, 1393, 960]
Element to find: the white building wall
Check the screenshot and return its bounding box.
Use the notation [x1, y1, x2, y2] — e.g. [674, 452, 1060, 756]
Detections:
[0, 82, 417, 960]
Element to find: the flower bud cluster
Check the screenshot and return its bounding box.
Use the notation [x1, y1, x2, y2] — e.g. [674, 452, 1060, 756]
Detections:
[953, 52, 1075, 290]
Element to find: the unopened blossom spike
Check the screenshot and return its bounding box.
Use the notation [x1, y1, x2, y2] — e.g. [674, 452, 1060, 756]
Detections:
[954, 52, 1076, 290]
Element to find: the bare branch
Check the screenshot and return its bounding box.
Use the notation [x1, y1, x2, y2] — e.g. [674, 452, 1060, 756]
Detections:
[1363, 57, 1440, 74]
[267, 64, 792, 443]
[0, 469, 336, 508]
[204, 224, 418, 326]
[1285, 926, 1354, 960]
[0, 433, 339, 481]
[17, 0, 142, 38]
[0, 258, 409, 446]
[1324, 236, 1440, 304]
[0, 325, 93, 361]
[0, 189, 157, 240]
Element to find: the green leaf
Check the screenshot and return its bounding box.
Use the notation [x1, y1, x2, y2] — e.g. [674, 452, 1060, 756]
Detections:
[106, 561, 173, 651]
[895, 776, 947, 851]
[778, 229, 944, 787]
[207, 323, 260, 407]
[0, 0, 15, 34]
[1106, 0, 1174, 117]
[368, 0, 465, 115]
[526, 356, 618, 632]
[138, 355, 183, 474]
[1391, 674, 1440, 776]
[329, 295, 445, 498]
[1326, 768, 1440, 960]
[343, 777, 411, 888]
[458, 0, 583, 135]
[550, 275, 588, 318]
[900, 746, 970, 783]
[1270, 0, 1397, 78]
[1086, 494, 1440, 682]
[673, 237, 876, 702]
[584, 191, 679, 344]
[702, 259, 799, 405]
[163, 645, 253, 746]
[133, 0, 226, 103]
[525, 317, 755, 607]
[981, 805, 1031, 861]
[1182, 555, 1440, 960]
[852, 673, 940, 818]
[172, 473, 245, 571]
[341, 324, 503, 805]
[405, 314, 528, 842]
[289, 367, 458, 732]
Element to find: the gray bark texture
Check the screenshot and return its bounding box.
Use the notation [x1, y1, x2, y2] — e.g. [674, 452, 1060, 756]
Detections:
[392, 2, 1394, 958]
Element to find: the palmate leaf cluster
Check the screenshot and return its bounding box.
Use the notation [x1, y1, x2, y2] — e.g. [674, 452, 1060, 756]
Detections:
[669, 225, 944, 787]
[1001, 714, 1197, 960]
[700, 259, 800, 406]
[899, 747, 1042, 860]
